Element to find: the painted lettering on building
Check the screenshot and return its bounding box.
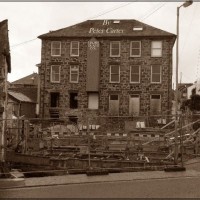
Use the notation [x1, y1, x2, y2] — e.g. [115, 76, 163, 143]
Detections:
[89, 28, 124, 34]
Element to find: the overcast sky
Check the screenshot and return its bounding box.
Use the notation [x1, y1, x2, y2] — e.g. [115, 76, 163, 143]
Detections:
[1, 1, 200, 85]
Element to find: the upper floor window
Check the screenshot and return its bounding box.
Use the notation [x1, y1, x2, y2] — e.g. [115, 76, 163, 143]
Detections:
[51, 41, 61, 56]
[51, 65, 60, 83]
[151, 41, 162, 57]
[110, 41, 120, 57]
[130, 65, 140, 83]
[110, 65, 120, 83]
[70, 65, 79, 83]
[151, 65, 161, 83]
[70, 41, 79, 57]
[130, 41, 141, 57]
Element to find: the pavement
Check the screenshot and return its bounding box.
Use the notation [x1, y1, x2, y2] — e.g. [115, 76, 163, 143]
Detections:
[1, 157, 200, 189]
[1, 168, 200, 189]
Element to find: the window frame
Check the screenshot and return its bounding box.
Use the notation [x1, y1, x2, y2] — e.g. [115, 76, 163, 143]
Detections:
[51, 41, 61, 57]
[51, 65, 61, 83]
[130, 65, 141, 83]
[130, 41, 141, 57]
[70, 41, 79, 57]
[110, 65, 120, 83]
[151, 41, 162, 57]
[110, 41, 120, 57]
[70, 65, 79, 83]
[151, 65, 162, 84]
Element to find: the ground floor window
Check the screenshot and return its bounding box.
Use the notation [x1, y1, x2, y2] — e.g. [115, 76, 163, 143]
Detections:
[129, 94, 140, 115]
[150, 94, 161, 114]
[70, 92, 78, 109]
[109, 94, 119, 115]
[50, 92, 60, 107]
[88, 93, 99, 109]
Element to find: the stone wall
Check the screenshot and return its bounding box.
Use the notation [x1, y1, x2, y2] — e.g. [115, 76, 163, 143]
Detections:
[39, 37, 174, 127]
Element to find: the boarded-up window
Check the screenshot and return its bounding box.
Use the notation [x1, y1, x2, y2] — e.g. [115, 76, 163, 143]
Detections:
[151, 65, 161, 83]
[110, 65, 120, 83]
[88, 93, 99, 109]
[130, 41, 141, 57]
[130, 66, 140, 83]
[70, 41, 79, 56]
[129, 94, 140, 115]
[110, 41, 120, 57]
[151, 41, 162, 57]
[150, 94, 161, 114]
[109, 94, 119, 115]
[51, 41, 61, 56]
[51, 65, 60, 83]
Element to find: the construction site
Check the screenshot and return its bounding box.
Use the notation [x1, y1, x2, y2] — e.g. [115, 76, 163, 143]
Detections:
[2, 111, 200, 177]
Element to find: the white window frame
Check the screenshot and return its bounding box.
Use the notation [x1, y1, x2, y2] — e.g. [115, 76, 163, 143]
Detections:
[110, 65, 120, 83]
[151, 65, 162, 83]
[130, 41, 141, 57]
[110, 41, 120, 57]
[70, 41, 79, 57]
[51, 65, 61, 83]
[51, 41, 61, 56]
[130, 65, 140, 83]
[151, 41, 162, 57]
[70, 65, 79, 83]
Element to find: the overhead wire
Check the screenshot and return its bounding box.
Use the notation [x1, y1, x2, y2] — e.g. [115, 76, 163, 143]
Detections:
[10, 2, 136, 50]
[139, 2, 167, 21]
[10, 1, 168, 50]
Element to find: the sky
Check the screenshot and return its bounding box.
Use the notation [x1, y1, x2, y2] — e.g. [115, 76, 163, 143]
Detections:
[0, 1, 200, 85]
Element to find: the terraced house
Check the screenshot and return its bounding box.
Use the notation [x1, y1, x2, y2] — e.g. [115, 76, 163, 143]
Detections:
[38, 19, 176, 125]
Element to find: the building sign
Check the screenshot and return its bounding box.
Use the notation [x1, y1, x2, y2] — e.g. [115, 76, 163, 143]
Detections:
[89, 28, 124, 34]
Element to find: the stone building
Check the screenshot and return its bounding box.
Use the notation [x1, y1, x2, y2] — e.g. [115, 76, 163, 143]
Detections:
[38, 19, 176, 127]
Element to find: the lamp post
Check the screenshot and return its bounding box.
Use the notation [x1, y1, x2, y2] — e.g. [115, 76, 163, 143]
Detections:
[174, 0, 193, 165]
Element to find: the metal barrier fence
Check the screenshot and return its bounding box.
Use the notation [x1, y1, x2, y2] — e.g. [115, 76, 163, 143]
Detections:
[1, 113, 198, 155]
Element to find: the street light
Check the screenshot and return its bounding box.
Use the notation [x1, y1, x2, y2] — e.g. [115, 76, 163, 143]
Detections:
[174, 0, 193, 165]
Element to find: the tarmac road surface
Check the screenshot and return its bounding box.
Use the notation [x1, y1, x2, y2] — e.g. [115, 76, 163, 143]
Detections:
[1, 175, 200, 198]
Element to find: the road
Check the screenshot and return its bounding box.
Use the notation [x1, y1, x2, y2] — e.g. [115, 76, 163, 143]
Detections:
[1, 176, 200, 198]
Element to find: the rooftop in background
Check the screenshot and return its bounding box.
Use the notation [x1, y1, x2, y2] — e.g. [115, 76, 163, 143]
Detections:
[8, 91, 34, 103]
[11, 72, 38, 86]
[38, 19, 176, 39]
[178, 83, 193, 91]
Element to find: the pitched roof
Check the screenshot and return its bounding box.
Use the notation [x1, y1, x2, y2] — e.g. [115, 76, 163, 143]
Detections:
[38, 19, 176, 39]
[8, 91, 34, 103]
[11, 73, 38, 85]
[9, 87, 37, 103]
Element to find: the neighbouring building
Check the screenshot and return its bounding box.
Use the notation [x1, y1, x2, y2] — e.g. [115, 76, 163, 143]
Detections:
[8, 73, 38, 118]
[0, 19, 11, 163]
[37, 19, 176, 128]
[178, 83, 193, 101]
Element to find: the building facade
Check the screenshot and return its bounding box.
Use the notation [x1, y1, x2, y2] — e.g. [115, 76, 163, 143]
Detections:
[38, 19, 176, 125]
